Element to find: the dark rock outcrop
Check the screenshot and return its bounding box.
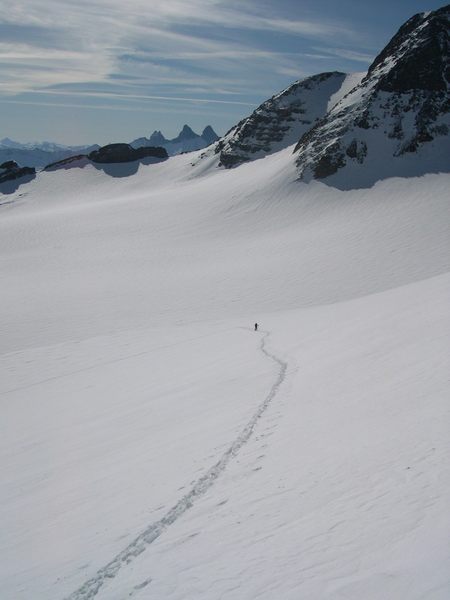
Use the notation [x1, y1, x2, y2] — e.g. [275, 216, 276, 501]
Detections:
[88, 143, 167, 164]
[0, 161, 17, 170]
[41, 144, 168, 176]
[0, 160, 36, 183]
[366, 5, 449, 93]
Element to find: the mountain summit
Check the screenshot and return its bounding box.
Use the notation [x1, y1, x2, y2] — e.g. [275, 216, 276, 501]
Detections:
[201, 126, 220, 145]
[294, 5, 450, 187]
[173, 125, 197, 142]
[367, 5, 449, 94]
[149, 130, 167, 145]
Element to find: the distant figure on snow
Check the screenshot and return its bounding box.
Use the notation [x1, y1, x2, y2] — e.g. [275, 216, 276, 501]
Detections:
[254, 323, 258, 331]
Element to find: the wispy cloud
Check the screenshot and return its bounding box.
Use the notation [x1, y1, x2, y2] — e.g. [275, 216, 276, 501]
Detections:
[0, 97, 254, 111]
[0, 0, 362, 97]
[311, 46, 375, 64]
[27, 89, 255, 106]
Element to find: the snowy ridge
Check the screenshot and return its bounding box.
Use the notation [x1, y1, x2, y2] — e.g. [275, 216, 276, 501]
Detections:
[66, 331, 288, 600]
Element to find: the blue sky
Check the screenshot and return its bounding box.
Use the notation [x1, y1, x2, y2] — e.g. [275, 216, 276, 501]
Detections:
[0, 0, 443, 145]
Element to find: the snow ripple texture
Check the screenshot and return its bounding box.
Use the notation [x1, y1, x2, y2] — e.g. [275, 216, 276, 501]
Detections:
[66, 331, 287, 600]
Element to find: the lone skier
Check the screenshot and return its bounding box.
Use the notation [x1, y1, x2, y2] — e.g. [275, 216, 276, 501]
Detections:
[254, 323, 258, 331]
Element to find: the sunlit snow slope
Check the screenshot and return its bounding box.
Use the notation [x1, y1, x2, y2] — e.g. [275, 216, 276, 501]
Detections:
[1, 149, 449, 600]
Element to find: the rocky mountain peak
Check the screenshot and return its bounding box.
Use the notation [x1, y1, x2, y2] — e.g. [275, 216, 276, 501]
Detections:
[149, 130, 167, 144]
[365, 5, 449, 93]
[175, 125, 197, 141]
[293, 4, 450, 188]
[201, 126, 219, 144]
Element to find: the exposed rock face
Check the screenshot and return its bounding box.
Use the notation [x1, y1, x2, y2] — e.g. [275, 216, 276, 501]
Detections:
[0, 161, 17, 170]
[88, 144, 167, 164]
[0, 160, 36, 183]
[367, 7, 449, 93]
[212, 72, 348, 168]
[294, 5, 450, 186]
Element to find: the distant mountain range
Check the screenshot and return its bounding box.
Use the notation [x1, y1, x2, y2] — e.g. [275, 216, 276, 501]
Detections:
[0, 138, 97, 153]
[0, 125, 219, 168]
[0, 139, 100, 169]
[130, 125, 219, 156]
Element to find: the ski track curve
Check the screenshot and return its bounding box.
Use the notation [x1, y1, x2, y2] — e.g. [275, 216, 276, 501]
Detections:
[65, 330, 287, 600]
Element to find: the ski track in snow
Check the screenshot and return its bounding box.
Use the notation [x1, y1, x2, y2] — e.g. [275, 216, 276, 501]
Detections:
[65, 330, 288, 600]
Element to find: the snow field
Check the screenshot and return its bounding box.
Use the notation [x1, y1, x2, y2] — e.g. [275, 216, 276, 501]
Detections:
[1, 146, 449, 598]
[1, 148, 449, 349]
[1, 323, 277, 598]
[88, 275, 450, 600]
